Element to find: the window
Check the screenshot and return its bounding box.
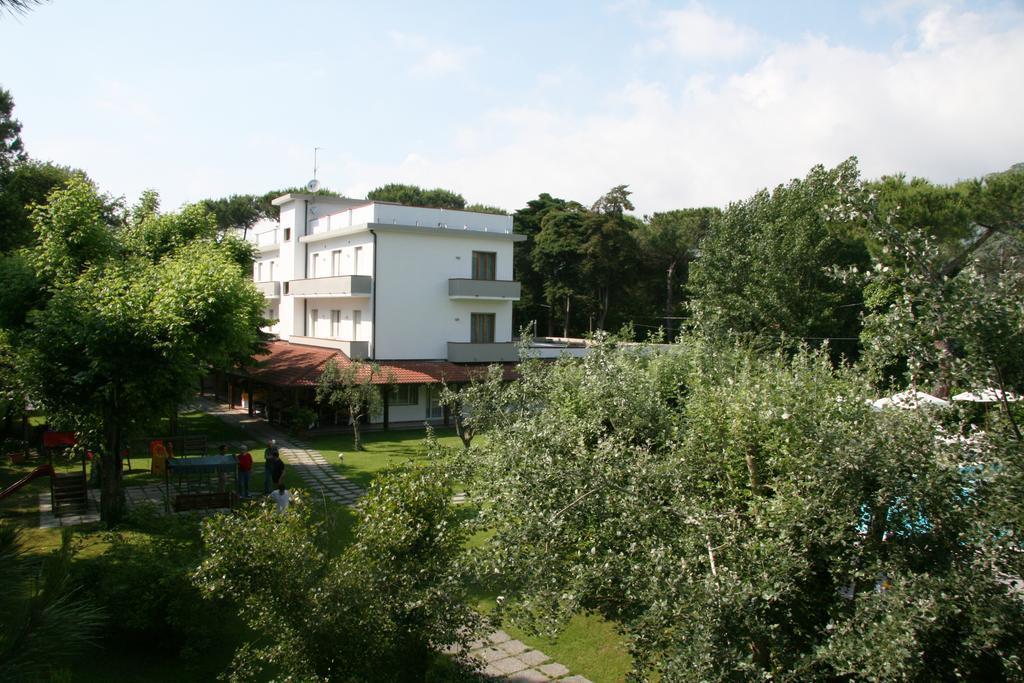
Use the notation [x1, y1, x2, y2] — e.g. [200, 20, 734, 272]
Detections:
[354, 246, 363, 275]
[390, 385, 418, 406]
[472, 251, 496, 280]
[309, 308, 318, 337]
[331, 250, 342, 276]
[283, 227, 291, 241]
[330, 310, 341, 338]
[268, 260, 275, 281]
[353, 310, 362, 340]
[471, 313, 495, 343]
[256, 262, 263, 281]
[426, 386, 443, 419]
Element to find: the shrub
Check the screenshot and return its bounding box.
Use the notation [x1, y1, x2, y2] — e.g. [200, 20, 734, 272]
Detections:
[71, 506, 225, 658]
[194, 469, 483, 681]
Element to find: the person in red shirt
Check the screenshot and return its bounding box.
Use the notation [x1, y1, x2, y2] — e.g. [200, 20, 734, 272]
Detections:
[236, 444, 254, 499]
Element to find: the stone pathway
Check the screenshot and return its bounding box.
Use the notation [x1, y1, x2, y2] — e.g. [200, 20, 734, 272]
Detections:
[195, 397, 592, 682]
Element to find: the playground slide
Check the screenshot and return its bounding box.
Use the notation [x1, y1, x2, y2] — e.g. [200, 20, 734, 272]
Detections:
[0, 464, 54, 499]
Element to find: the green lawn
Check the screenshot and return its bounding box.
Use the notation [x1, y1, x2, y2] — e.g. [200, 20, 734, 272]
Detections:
[306, 427, 464, 491]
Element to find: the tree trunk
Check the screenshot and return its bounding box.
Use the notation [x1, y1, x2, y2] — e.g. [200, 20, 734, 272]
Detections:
[351, 402, 363, 451]
[596, 287, 609, 331]
[664, 260, 677, 340]
[100, 383, 126, 526]
[562, 295, 571, 338]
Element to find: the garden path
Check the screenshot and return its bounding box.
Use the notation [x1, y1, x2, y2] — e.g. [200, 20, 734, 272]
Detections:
[195, 397, 594, 683]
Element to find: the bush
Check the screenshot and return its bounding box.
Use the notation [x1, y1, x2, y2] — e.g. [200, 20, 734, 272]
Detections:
[194, 470, 483, 681]
[71, 506, 225, 658]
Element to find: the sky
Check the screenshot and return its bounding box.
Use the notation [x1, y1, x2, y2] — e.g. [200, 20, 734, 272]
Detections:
[1, 0, 1022, 217]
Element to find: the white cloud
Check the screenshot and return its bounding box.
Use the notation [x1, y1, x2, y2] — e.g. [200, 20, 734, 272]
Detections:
[343, 6, 1024, 216]
[652, 2, 758, 60]
[389, 30, 479, 76]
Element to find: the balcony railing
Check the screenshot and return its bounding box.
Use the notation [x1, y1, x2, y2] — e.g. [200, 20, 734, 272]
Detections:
[289, 336, 369, 360]
[254, 281, 280, 298]
[448, 279, 521, 300]
[447, 342, 518, 363]
[287, 275, 372, 298]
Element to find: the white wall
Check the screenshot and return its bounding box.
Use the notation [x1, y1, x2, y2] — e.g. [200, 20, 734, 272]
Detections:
[373, 231, 515, 359]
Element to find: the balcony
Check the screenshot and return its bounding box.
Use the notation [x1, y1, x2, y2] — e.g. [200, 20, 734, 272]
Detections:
[287, 275, 372, 298]
[447, 342, 519, 363]
[254, 281, 280, 298]
[448, 279, 521, 300]
[289, 336, 369, 360]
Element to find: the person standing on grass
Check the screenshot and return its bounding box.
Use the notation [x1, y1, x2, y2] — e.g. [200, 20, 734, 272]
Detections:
[263, 439, 279, 494]
[270, 447, 286, 488]
[269, 482, 291, 513]
[236, 444, 253, 499]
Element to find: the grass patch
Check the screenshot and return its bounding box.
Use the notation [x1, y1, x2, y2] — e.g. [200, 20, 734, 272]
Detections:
[306, 427, 464, 491]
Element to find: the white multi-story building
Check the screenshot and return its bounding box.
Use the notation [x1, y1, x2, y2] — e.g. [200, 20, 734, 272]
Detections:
[252, 193, 525, 362]
[229, 193, 526, 427]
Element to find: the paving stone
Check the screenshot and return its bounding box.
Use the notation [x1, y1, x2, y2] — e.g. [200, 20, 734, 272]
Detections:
[560, 676, 593, 683]
[538, 662, 570, 677]
[491, 656, 529, 675]
[474, 646, 508, 664]
[488, 630, 511, 644]
[481, 665, 507, 679]
[507, 669, 551, 683]
[519, 649, 551, 666]
[498, 639, 528, 656]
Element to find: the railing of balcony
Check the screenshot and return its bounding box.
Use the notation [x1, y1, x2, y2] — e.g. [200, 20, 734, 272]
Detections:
[255, 281, 280, 297]
[287, 275, 372, 297]
[447, 342, 518, 363]
[448, 279, 521, 300]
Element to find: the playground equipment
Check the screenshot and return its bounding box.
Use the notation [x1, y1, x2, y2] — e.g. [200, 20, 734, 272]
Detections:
[164, 452, 238, 512]
[0, 431, 88, 516]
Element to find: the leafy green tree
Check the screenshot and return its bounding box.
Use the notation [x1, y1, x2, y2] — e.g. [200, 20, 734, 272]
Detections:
[0, 86, 26, 174]
[199, 194, 267, 240]
[582, 185, 640, 331]
[367, 183, 466, 210]
[513, 193, 571, 336]
[194, 466, 482, 682]
[7, 179, 265, 524]
[851, 164, 1024, 403]
[532, 202, 588, 337]
[315, 358, 391, 451]
[439, 365, 506, 449]
[0, 161, 86, 252]
[459, 337, 1024, 680]
[464, 202, 507, 215]
[688, 159, 870, 358]
[637, 208, 717, 340]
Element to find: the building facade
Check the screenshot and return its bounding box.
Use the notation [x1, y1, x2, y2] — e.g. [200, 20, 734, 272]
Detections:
[231, 193, 527, 427]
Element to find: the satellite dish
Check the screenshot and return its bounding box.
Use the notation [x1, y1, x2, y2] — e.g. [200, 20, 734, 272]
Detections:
[306, 179, 321, 192]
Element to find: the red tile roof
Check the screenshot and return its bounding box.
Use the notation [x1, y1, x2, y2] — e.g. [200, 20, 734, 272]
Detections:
[237, 340, 518, 387]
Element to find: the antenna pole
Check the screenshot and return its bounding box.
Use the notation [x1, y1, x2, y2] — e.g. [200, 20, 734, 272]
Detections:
[313, 147, 321, 181]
